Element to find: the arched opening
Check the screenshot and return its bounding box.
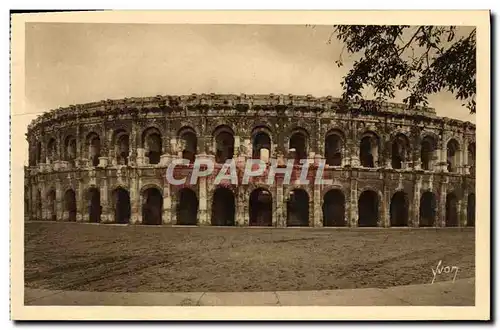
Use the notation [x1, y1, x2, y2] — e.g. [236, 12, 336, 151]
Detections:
[113, 188, 131, 224]
[360, 133, 379, 168]
[249, 188, 273, 226]
[177, 188, 198, 225]
[289, 131, 308, 163]
[287, 189, 309, 226]
[64, 189, 77, 222]
[47, 138, 57, 163]
[445, 192, 459, 227]
[421, 136, 437, 171]
[87, 188, 101, 223]
[87, 133, 101, 167]
[47, 190, 56, 221]
[447, 139, 460, 173]
[211, 187, 235, 226]
[114, 130, 130, 165]
[214, 127, 235, 164]
[36, 189, 42, 219]
[64, 135, 77, 165]
[143, 128, 162, 165]
[252, 130, 271, 161]
[358, 190, 378, 227]
[467, 193, 475, 227]
[179, 127, 197, 163]
[142, 187, 163, 225]
[390, 191, 409, 226]
[419, 191, 436, 227]
[325, 132, 343, 166]
[322, 189, 345, 226]
[391, 134, 410, 169]
[468, 143, 475, 175]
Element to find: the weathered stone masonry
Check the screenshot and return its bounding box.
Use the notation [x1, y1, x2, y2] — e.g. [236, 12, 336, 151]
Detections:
[24, 94, 476, 228]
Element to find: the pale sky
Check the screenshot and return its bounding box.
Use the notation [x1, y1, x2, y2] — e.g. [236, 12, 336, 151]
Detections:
[20, 23, 476, 164]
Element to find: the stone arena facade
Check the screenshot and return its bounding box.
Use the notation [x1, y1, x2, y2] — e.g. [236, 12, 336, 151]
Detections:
[24, 94, 476, 228]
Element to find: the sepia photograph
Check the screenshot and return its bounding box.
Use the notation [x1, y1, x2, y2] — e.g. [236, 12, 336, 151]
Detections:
[10, 10, 490, 321]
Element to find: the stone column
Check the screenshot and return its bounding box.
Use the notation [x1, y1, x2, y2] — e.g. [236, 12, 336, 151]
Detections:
[100, 180, 111, 223]
[313, 184, 322, 227]
[233, 136, 241, 159]
[438, 183, 447, 227]
[412, 176, 422, 227]
[275, 183, 284, 227]
[198, 177, 209, 225]
[130, 173, 141, 224]
[55, 180, 63, 221]
[162, 182, 172, 225]
[457, 199, 464, 227]
[380, 187, 390, 227]
[349, 177, 358, 227]
[77, 180, 85, 222]
[236, 186, 246, 226]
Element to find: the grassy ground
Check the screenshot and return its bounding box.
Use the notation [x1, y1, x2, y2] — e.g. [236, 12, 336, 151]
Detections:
[24, 222, 475, 293]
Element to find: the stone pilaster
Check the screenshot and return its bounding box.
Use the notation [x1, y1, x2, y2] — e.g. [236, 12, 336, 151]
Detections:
[162, 182, 172, 225]
[380, 187, 390, 227]
[100, 180, 111, 223]
[313, 184, 322, 227]
[275, 183, 284, 227]
[349, 177, 358, 227]
[77, 180, 85, 222]
[198, 176, 209, 225]
[412, 175, 422, 227]
[236, 187, 245, 226]
[130, 172, 141, 224]
[55, 180, 63, 221]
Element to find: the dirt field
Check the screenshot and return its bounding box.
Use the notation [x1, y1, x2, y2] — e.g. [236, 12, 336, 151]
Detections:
[24, 222, 475, 292]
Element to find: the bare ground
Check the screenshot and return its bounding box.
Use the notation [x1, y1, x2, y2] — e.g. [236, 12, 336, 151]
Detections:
[24, 222, 475, 292]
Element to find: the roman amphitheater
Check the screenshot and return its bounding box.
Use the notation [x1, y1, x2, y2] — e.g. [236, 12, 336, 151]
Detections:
[24, 94, 476, 228]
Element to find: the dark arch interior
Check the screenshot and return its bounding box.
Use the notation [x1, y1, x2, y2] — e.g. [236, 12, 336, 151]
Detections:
[360, 136, 375, 168]
[419, 191, 436, 227]
[47, 139, 57, 162]
[64, 189, 77, 222]
[116, 134, 130, 165]
[358, 190, 378, 227]
[325, 134, 342, 166]
[391, 137, 407, 169]
[390, 191, 409, 226]
[142, 188, 163, 225]
[89, 136, 101, 167]
[114, 188, 131, 224]
[287, 189, 309, 226]
[211, 188, 235, 226]
[467, 193, 475, 227]
[252, 132, 271, 160]
[445, 192, 459, 227]
[249, 188, 273, 226]
[289, 132, 307, 161]
[447, 140, 460, 173]
[65, 137, 77, 164]
[177, 188, 199, 225]
[180, 131, 197, 163]
[323, 189, 345, 226]
[47, 190, 56, 221]
[421, 139, 434, 171]
[215, 131, 235, 163]
[145, 133, 162, 165]
[88, 188, 101, 223]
